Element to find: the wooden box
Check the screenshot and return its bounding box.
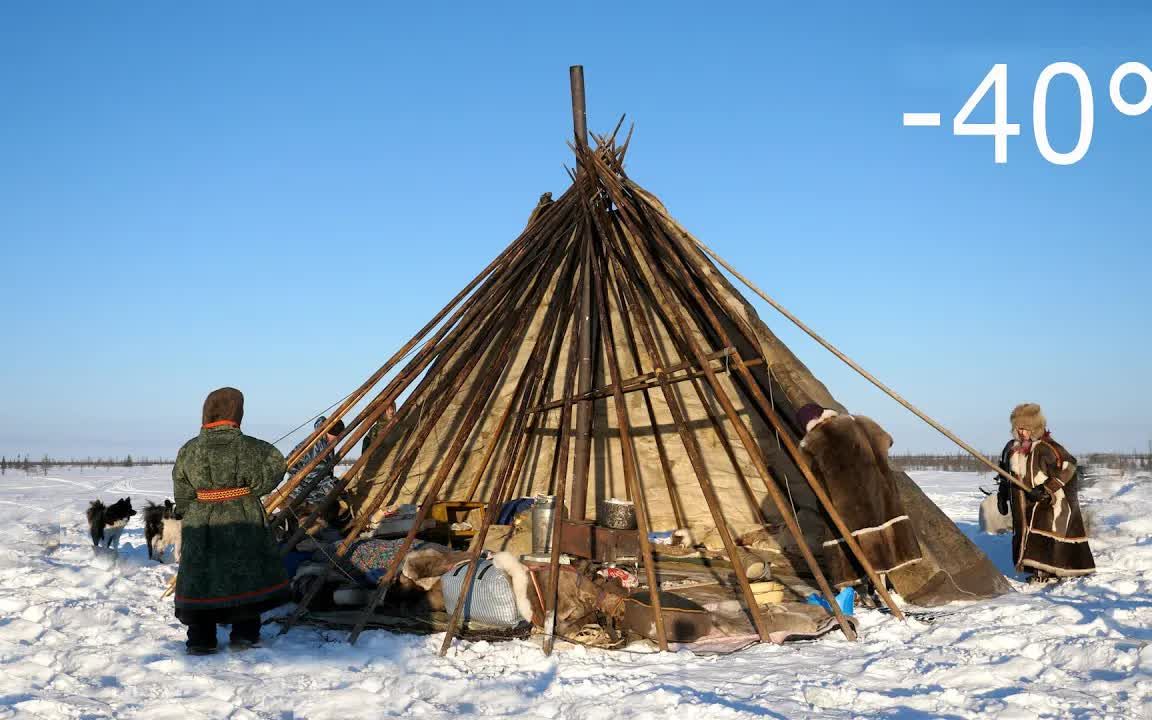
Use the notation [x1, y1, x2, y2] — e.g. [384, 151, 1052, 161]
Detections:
[426, 501, 486, 547]
[558, 519, 639, 563]
[594, 525, 638, 562]
[559, 519, 595, 558]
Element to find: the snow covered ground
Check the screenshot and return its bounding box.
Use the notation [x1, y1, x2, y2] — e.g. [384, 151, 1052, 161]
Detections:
[0, 464, 1148, 719]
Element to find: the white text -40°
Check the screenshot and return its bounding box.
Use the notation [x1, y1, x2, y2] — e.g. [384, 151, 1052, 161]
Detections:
[903, 62, 1152, 165]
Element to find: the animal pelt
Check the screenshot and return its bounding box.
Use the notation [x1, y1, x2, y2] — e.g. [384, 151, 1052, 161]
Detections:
[360, 544, 469, 615]
[799, 415, 922, 586]
[530, 562, 628, 636]
[87, 497, 137, 551]
[143, 500, 183, 562]
[387, 576, 448, 613]
[491, 551, 537, 625]
[401, 545, 472, 590]
[398, 549, 540, 625]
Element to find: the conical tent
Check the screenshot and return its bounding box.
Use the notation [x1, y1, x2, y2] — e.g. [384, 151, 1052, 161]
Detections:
[267, 69, 1010, 652]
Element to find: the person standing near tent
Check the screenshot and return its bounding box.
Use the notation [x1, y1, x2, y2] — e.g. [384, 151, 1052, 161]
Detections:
[287, 415, 345, 506]
[361, 401, 397, 457]
[173, 387, 290, 654]
[796, 403, 923, 595]
[996, 403, 1095, 582]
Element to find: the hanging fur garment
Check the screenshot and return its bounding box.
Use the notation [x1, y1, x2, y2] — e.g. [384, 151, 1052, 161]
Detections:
[800, 414, 923, 588]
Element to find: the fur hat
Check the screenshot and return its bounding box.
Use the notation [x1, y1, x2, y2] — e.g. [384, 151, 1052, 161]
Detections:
[202, 387, 244, 426]
[1010, 403, 1046, 436]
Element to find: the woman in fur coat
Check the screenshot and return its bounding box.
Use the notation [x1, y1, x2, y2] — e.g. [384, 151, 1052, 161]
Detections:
[996, 403, 1095, 582]
[796, 404, 922, 591]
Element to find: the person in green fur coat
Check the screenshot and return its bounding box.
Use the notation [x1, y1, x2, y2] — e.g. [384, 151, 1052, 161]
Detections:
[172, 387, 289, 655]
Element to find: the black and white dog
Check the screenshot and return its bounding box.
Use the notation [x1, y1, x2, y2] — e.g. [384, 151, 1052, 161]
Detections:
[87, 497, 137, 551]
[143, 499, 182, 563]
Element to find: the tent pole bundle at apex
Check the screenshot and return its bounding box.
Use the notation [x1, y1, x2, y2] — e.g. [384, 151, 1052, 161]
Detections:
[256, 66, 1012, 654]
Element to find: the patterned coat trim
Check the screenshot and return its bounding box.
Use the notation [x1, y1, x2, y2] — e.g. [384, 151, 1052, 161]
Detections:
[196, 486, 252, 502]
[822, 515, 912, 546]
[1027, 527, 1089, 543]
[1019, 559, 1095, 576]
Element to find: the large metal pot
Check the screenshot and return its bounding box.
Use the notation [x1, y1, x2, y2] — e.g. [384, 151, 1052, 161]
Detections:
[598, 498, 637, 530]
[531, 495, 558, 554]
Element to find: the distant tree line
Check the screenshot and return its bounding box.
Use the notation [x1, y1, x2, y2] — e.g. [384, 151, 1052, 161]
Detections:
[0, 455, 174, 475]
[1, 452, 1144, 477]
[890, 453, 1001, 473]
[0, 453, 352, 476]
[890, 451, 1151, 473]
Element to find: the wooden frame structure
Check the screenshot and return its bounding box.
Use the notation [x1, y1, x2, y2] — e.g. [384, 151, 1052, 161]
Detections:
[253, 67, 936, 655]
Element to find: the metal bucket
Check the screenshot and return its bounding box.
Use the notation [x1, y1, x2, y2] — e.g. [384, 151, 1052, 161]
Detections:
[531, 495, 557, 554]
[598, 498, 637, 530]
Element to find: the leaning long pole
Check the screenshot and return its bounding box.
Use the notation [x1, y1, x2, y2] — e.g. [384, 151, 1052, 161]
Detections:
[594, 160, 856, 639]
[632, 214, 906, 622]
[678, 230, 1030, 494]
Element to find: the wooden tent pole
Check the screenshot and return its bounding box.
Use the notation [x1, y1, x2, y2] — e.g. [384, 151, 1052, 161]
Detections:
[595, 226, 770, 643]
[278, 208, 578, 529]
[588, 157, 856, 640]
[588, 231, 669, 650]
[335, 236, 572, 553]
[640, 219, 906, 621]
[629, 249, 855, 640]
[346, 247, 581, 644]
[459, 225, 584, 505]
[499, 274, 581, 508]
[436, 255, 577, 655]
[276, 224, 539, 474]
[267, 224, 555, 513]
[606, 223, 779, 542]
[607, 266, 687, 529]
[570, 65, 588, 151]
[274, 186, 580, 513]
[569, 67, 596, 521]
[527, 347, 740, 413]
[163, 233, 545, 600]
[542, 265, 585, 655]
[604, 223, 774, 531]
[275, 231, 553, 543]
[279, 239, 570, 632]
[683, 232, 1029, 494]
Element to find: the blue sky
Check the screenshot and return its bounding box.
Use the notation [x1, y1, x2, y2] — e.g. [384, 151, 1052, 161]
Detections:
[1, 2, 1149, 458]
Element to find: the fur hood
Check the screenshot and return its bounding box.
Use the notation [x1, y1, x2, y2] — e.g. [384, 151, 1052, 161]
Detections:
[202, 387, 244, 426]
[1010, 403, 1046, 437]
